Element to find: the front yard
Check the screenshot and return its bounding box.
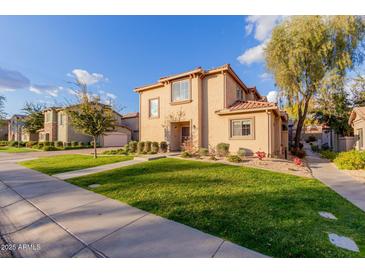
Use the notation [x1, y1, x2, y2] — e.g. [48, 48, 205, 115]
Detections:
[20, 154, 133, 175]
[0, 146, 40, 153]
[66, 158, 365, 258]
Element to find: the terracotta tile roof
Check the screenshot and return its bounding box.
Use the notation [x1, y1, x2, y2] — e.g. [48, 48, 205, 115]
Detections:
[228, 100, 276, 111]
[121, 112, 139, 119]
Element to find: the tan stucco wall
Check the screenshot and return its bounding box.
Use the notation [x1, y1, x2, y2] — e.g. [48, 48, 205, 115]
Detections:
[121, 116, 139, 141]
[352, 117, 365, 150]
[57, 110, 92, 144]
[139, 76, 202, 148]
[138, 71, 286, 156]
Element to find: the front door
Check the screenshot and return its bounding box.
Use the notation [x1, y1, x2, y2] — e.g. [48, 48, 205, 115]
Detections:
[181, 126, 190, 144]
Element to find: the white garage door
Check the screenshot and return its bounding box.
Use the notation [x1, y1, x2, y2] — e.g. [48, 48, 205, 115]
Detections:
[103, 133, 128, 147]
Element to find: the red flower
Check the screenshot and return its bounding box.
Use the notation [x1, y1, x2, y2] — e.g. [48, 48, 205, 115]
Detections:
[256, 151, 266, 160]
[293, 157, 302, 166]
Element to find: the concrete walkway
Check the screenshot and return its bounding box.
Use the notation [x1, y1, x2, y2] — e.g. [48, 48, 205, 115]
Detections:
[305, 145, 365, 212]
[53, 159, 146, 180]
[0, 162, 266, 258]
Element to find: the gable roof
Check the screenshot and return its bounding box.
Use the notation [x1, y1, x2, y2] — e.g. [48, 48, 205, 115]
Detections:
[121, 112, 139, 119]
[134, 64, 261, 99]
[349, 106, 365, 125]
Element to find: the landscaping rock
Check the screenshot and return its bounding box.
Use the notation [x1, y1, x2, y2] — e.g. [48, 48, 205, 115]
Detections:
[328, 233, 359, 252]
[319, 211, 337, 220]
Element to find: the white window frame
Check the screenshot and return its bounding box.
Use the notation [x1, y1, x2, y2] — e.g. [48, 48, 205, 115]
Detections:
[171, 79, 191, 103]
[230, 118, 254, 139]
[149, 98, 159, 118]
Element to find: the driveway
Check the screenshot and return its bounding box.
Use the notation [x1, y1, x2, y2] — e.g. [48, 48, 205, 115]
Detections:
[0, 160, 266, 258]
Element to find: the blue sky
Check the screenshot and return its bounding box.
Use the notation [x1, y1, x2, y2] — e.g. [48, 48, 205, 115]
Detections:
[0, 16, 281, 116]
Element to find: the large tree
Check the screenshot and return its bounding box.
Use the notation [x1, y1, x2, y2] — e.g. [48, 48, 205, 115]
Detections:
[350, 74, 365, 106]
[265, 16, 365, 147]
[0, 95, 6, 119]
[22, 102, 45, 133]
[66, 83, 116, 158]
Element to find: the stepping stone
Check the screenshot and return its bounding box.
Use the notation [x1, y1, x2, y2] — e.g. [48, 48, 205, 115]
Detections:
[328, 233, 359, 252]
[319, 211, 337, 220]
[88, 184, 101, 189]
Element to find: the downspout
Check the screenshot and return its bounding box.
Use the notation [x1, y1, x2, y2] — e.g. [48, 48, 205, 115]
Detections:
[138, 91, 141, 141]
[267, 110, 271, 157]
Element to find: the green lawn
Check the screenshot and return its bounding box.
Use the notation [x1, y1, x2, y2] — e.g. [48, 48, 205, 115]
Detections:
[0, 146, 40, 153]
[67, 158, 365, 258]
[20, 154, 133, 175]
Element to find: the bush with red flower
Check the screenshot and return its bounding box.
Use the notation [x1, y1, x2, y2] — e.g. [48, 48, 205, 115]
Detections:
[293, 157, 303, 166]
[255, 151, 266, 160]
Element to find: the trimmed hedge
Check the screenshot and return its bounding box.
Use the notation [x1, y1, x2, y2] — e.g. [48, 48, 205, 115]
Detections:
[216, 143, 230, 157]
[160, 141, 168, 153]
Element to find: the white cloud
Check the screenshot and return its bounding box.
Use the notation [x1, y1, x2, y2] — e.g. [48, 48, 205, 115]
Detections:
[0, 67, 30, 92]
[237, 41, 267, 65]
[260, 72, 272, 81]
[70, 69, 105, 85]
[245, 16, 283, 41]
[266, 90, 279, 103]
[106, 92, 117, 100]
[29, 84, 63, 97]
[238, 16, 286, 66]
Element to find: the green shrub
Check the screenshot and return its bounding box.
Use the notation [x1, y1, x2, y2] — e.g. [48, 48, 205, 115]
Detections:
[291, 147, 306, 158]
[102, 148, 127, 155]
[199, 147, 209, 156]
[181, 151, 192, 158]
[71, 141, 79, 147]
[216, 143, 230, 157]
[128, 141, 138, 153]
[56, 141, 63, 147]
[123, 144, 130, 153]
[9, 141, 18, 147]
[334, 150, 365, 170]
[43, 146, 58, 151]
[319, 150, 338, 161]
[151, 142, 159, 154]
[0, 141, 8, 146]
[226, 154, 242, 163]
[310, 144, 320, 152]
[26, 141, 38, 148]
[78, 142, 84, 147]
[160, 141, 168, 153]
[237, 148, 246, 159]
[37, 142, 44, 148]
[137, 141, 145, 154]
[144, 141, 152, 153]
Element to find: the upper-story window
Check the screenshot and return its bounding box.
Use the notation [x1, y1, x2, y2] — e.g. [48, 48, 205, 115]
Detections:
[171, 79, 190, 102]
[236, 88, 244, 101]
[45, 112, 51, 123]
[58, 113, 64, 125]
[149, 98, 159, 118]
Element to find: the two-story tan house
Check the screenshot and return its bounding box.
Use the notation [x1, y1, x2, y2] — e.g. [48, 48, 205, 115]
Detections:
[8, 114, 38, 142]
[135, 64, 288, 157]
[38, 106, 137, 147]
[349, 106, 365, 150]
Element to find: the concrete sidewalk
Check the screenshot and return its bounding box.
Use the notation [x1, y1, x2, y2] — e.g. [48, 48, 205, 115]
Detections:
[0, 162, 266, 258]
[305, 146, 365, 213]
[52, 159, 146, 180]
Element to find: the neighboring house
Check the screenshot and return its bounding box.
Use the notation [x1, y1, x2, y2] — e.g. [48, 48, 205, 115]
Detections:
[135, 64, 288, 157]
[349, 107, 365, 150]
[0, 119, 9, 140]
[38, 105, 132, 147]
[8, 114, 38, 142]
[121, 112, 139, 141]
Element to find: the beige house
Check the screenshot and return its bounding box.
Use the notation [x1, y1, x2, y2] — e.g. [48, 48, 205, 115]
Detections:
[0, 119, 9, 140]
[38, 106, 134, 147]
[349, 107, 365, 150]
[121, 112, 139, 141]
[135, 64, 288, 157]
[8, 114, 38, 142]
